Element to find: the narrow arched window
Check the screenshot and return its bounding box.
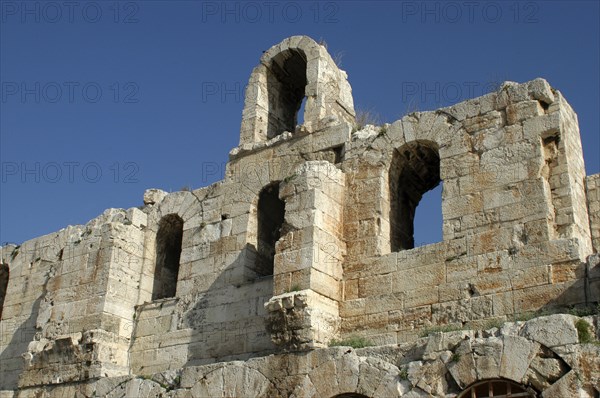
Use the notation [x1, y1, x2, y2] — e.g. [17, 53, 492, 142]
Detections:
[0, 263, 8, 320]
[153, 214, 183, 300]
[256, 182, 285, 276]
[266, 49, 307, 138]
[390, 141, 441, 251]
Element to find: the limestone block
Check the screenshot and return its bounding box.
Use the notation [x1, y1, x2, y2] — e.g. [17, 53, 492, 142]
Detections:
[444, 192, 483, 220]
[552, 342, 600, 388]
[447, 339, 477, 389]
[392, 262, 445, 294]
[401, 388, 432, 397]
[289, 375, 317, 398]
[126, 208, 147, 229]
[526, 356, 569, 391]
[119, 378, 166, 398]
[309, 268, 341, 301]
[520, 314, 579, 347]
[511, 265, 550, 290]
[423, 330, 475, 359]
[506, 100, 545, 125]
[389, 305, 432, 333]
[472, 337, 503, 380]
[143, 189, 167, 206]
[221, 364, 272, 397]
[414, 359, 448, 395]
[354, 357, 399, 397]
[431, 299, 472, 325]
[528, 78, 555, 105]
[499, 335, 539, 383]
[265, 290, 339, 349]
[404, 286, 439, 308]
[308, 356, 338, 397]
[463, 110, 503, 134]
[541, 371, 589, 398]
[522, 112, 560, 139]
[190, 367, 224, 397]
[375, 372, 406, 397]
[504, 81, 530, 103]
[491, 291, 515, 317]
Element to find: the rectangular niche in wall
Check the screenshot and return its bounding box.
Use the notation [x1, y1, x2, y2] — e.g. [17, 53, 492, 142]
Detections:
[152, 214, 183, 300]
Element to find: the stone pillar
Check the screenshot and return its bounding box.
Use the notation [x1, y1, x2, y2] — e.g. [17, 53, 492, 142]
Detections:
[265, 161, 345, 349]
[522, 84, 593, 257]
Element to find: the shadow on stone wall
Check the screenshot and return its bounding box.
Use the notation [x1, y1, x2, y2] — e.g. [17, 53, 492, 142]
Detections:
[536, 254, 599, 316]
[180, 243, 275, 368]
[0, 294, 43, 390]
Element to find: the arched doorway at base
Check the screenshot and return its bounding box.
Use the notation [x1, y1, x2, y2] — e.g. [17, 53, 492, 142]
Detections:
[458, 379, 537, 398]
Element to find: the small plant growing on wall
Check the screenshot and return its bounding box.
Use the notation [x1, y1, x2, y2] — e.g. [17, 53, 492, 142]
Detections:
[575, 319, 593, 344]
[399, 368, 408, 380]
[353, 109, 381, 132]
[289, 284, 301, 292]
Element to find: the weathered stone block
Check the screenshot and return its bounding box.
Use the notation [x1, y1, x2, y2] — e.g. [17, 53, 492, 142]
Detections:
[520, 314, 579, 348]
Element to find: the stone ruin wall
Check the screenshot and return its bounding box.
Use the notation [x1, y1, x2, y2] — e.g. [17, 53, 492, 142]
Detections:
[0, 36, 599, 397]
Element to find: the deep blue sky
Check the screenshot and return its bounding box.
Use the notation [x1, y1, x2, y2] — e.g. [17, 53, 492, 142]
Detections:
[1, 0, 599, 246]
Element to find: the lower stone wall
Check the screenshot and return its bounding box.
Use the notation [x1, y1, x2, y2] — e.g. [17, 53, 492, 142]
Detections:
[129, 278, 275, 375]
[341, 237, 590, 344]
[7, 314, 599, 398]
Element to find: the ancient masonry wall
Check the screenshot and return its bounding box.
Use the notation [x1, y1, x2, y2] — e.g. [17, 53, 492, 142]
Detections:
[587, 174, 600, 253]
[1, 36, 599, 397]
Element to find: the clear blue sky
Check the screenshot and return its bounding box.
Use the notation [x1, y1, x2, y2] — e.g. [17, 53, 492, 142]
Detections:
[1, 0, 599, 246]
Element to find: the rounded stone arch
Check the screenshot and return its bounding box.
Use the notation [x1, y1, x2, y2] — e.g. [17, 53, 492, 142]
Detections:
[385, 112, 464, 183]
[144, 191, 200, 237]
[299, 351, 402, 398]
[240, 35, 355, 145]
[154, 190, 200, 226]
[448, 335, 571, 396]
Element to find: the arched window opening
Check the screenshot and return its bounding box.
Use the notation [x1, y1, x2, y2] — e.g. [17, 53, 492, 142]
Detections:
[458, 379, 536, 397]
[0, 263, 9, 320]
[267, 49, 308, 139]
[256, 183, 285, 276]
[153, 214, 183, 300]
[390, 141, 441, 251]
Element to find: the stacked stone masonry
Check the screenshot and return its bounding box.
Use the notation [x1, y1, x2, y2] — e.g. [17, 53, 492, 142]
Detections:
[1, 36, 598, 397]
